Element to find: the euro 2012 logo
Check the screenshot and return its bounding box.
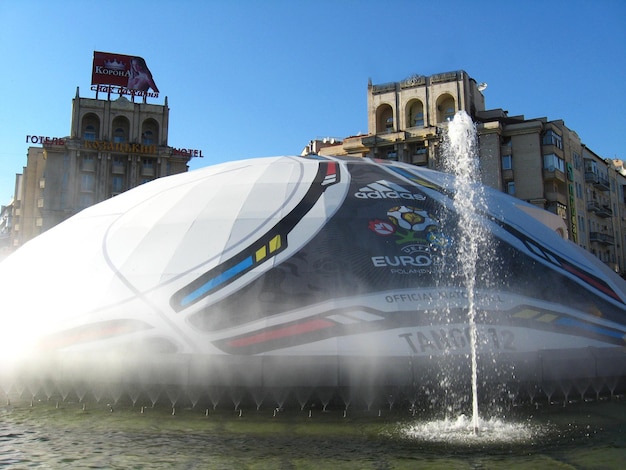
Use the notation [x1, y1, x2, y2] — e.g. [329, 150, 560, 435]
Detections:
[387, 205, 436, 232]
[368, 205, 450, 248]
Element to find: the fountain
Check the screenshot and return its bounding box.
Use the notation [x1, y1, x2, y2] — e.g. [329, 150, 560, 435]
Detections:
[442, 111, 488, 433]
[1, 124, 625, 416]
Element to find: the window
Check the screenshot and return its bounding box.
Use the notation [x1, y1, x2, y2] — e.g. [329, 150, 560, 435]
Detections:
[114, 127, 125, 143]
[111, 175, 124, 194]
[443, 107, 455, 121]
[436, 95, 456, 123]
[573, 152, 581, 170]
[141, 119, 159, 145]
[81, 173, 94, 192]
[385, 117, 394, 133]
[408, 101, 425, 128]
[502, 155, 512, 170]
[376, 105, 394, 133]
[576, 182, 583, 199]
[142, 130, 154, 145]
[81, 114, 100, 140]
[385, 150, 398, 161]
[542, 129, 563, 149]
[79, 193, 94, 208]
[414, 144, 427, 155]
[112, 116, 129, 143]
[141, 158, 155, 176]
[544, 153, 565, 172]
[84, 125, 96, 141]
[112, 156, 125, 173]
[506, 181, 516, 195]
[81, 154, 95, 171]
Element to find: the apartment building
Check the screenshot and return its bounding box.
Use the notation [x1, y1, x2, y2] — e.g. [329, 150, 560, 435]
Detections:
[306, 70, 626, 276]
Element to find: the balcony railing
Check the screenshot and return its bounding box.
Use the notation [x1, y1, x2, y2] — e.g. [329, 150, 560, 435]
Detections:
[543, 168, 566, 183]
[141, 166, 155, 177]
[587, 201, 613, 218]
[546, 190, 567, 205]
[411, 152, 428, 166]
[589, 232, 615, 245]
[585, 172, 610, 191]
[112, 163, 126, 175]
[376, 131, 406, 144]
[81, 160, 96, 172]
[502, 169, 514, 181]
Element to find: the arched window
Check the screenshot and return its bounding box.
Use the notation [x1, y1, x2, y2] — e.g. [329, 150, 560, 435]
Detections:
[376, 104, 394, 134]
[436, 95, 456, 122]
[406, 100, 425, 128]
[111, 116, 130, 143]
[141, 118, 159, 145]
[81, 114, 100, 141]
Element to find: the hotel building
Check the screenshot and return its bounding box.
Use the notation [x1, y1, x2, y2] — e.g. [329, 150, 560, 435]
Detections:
[10, 89, 192, 247]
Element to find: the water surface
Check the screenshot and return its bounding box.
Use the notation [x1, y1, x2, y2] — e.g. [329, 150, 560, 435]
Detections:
[1, 398, 624, 469]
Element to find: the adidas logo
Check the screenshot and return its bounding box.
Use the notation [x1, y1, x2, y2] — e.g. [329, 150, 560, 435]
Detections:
[354, 180, 426, 201]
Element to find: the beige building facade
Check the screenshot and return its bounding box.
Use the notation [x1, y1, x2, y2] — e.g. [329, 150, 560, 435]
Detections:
[10, 89, 192, 248]
[307, 70, 626, 276]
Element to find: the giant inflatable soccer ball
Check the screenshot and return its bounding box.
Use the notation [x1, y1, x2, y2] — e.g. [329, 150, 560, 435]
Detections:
[1, 156, 625, 407]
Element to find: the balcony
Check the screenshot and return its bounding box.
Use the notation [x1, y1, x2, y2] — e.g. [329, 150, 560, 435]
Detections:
[587, 201, 613, 218]
[598, 205, 613, 218]
[376, 131, 406, 144]
[81, 159, 96, 172]
[342, 135, 369, 151]
[405, 128, 436, 140]
[141, 166, 155, 177]
[543, 168, 566, 183]
[411, 151, 428, 166]
[585, 172, 610, 191]
[111, 163, 126, 175]
[589, 232, 615, 245]
[545, 190, 567, 205]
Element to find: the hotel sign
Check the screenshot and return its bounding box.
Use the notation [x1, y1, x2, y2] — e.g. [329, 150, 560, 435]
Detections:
[26, 135, 203, 158]
[84, 140, 158, 155]
[173, 148, 204, 157]
[91, 51, 159, 98]
[26, 135, 65, 146]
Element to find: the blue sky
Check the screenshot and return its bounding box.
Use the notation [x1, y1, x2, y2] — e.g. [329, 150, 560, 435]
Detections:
[1, 0, 624, 202]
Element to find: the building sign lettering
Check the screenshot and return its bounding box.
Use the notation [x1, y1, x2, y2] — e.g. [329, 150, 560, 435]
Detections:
[26, 135, 65, 146]
[173, 148, 203, 157]
[83, 140, 158, 155]
[26, 134, 203, 158]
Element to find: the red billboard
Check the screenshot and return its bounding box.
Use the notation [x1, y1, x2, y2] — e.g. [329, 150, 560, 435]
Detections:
[91, 51, 159, 98]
